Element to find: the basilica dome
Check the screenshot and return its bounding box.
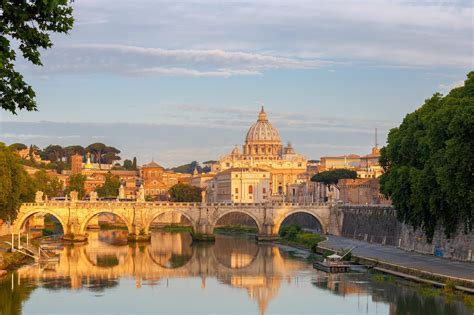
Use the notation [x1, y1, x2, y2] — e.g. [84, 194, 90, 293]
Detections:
[245, 107, 281, 144]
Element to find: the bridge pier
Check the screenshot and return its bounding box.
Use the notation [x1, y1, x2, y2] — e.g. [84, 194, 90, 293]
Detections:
[127, 224, 152, 242]
[256, 222, 279, 241]
[63, 233, 88, 242]
[192, 220, 215, 242]
[63, 220, 88, 243]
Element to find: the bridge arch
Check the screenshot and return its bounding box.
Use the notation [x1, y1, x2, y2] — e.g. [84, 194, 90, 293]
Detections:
[12, 208, 67, 234]
[80, 210, 133, 234]
[145, 210, 197, 234]
[273, 209, 326, 235]
[210, 209, 263, 234]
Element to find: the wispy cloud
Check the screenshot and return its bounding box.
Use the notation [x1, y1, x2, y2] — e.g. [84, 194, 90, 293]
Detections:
[28, 44, 330, 77]
[439, 79, 465, 92]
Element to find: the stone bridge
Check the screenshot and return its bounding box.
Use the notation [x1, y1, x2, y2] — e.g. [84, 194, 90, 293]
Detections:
[13, 200, 337, 242]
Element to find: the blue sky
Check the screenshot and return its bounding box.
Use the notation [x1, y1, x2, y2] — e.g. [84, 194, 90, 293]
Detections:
[0, 0, 472, 166]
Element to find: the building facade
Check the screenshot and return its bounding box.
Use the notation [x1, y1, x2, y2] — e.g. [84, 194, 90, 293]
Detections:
[207, 167, 270, 203]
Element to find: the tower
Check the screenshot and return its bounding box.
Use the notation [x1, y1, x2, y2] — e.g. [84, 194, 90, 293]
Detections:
[372, 128, 380, 155]
[71, 154, 83, 175]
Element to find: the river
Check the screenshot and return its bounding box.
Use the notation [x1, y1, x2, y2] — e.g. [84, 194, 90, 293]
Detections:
[0, 230, 472, 315]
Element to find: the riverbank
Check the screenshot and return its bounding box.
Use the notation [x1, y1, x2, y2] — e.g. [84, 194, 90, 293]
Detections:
[319, 235, 474, 293]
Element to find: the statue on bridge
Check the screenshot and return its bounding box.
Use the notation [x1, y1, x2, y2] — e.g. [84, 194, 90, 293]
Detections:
[35, 191, 44, 203]
[119, 183, 126, 200]
[137, 184, 145, 202]
[90, 191, 98, 202]
[70, 191, 78, 202]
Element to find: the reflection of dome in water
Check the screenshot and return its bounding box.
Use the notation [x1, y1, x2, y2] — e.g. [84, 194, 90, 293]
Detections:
[245, 107, 281, 144]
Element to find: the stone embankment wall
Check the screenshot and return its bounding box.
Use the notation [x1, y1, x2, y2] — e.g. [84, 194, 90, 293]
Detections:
[337, 205, 474, 262]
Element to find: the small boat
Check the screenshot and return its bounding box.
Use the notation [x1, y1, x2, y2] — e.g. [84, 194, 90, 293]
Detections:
[313, 254, 351, 273]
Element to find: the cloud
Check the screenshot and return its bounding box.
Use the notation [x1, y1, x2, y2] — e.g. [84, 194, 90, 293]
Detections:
[28, 44, 329, 77]
[14, 0, 469, 79]
[439, 79, 465, 92]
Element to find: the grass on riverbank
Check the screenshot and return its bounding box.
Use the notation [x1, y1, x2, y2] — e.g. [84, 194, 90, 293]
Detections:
[157, 225, 193, 233]
[99, 224, 129, 230]
[279, 225, 326, 251]
[214, 225, 258, 235]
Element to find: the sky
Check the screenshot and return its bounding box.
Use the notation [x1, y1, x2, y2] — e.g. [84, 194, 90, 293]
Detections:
[0, 0, 472, 167]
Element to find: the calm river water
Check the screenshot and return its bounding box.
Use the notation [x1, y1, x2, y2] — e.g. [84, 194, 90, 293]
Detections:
[1, 231, 472, 315]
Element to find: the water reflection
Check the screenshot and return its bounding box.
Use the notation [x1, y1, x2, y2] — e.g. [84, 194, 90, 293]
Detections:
[1, 231, 472, 315]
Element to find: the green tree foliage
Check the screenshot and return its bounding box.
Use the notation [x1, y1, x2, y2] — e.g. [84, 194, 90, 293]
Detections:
[63, 145, 85, 162]
[102, 151, 121, 164]
[31, 170, 63, 198]
[132, 157, 137, 170]
[169, 183, 202, 202]
[96, 174, 121, 198]
[380, 72, 474, 240]
[86, 143, 120, 166]
[311, 169, 357, 186]
[66, 174, 86, 200]
[8, 143, 27, 151]
[0, 143, 34, 221]
[123, 159, 133, 170]
[42, 144, 65, 162]
[171, 161, 202, 174]
[0, 0, 74, 114]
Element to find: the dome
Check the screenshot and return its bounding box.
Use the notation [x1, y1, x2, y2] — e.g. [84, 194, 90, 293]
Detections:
[231, 144, 241, 155]
[245, 107, 281, 144]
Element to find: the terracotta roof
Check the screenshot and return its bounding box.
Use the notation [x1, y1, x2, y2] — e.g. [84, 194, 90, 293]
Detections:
[142, 161, 164, 169]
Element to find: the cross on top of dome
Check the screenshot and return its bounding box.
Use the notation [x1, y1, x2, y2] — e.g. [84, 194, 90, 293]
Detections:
[258, 106, 268, 121]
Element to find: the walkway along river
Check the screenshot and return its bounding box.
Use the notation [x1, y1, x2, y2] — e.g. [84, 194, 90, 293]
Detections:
[1, 230, 473, 315]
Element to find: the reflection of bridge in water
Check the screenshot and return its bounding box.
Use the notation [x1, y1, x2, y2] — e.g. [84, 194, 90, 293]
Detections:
[17, 232, 312, 315]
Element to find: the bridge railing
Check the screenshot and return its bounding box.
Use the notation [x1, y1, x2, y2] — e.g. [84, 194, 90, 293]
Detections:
[22, 200, 331, 208]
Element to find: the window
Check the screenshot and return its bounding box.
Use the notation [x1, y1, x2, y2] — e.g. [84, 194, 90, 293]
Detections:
[263, 188, 266, 194]
[235, 195, 239, 200]
[248, 185, 253, 194]
[235, 188, 239, 194]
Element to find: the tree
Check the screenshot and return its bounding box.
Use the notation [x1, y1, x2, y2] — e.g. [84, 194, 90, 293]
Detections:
[95, 174, 121, 198]
[380, 72, 474, 240]
[171, 161, 202, 174]
[0, 142, 34, 222]
[311, 169, 357, 186]
[102, 151, 121, 164]
[123, 159, 133, 170]
[66, 174, 86, 200]
[32, 170, 63, 198]
[86, 143, 121, 166]
[132, 157, 137, 170]
[43, 144, 64, 162]
[169, 183, 202, 202]
[0, 0, 74, 114]
[8, 143, 27, 151]
[64, 145, 85, 162]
